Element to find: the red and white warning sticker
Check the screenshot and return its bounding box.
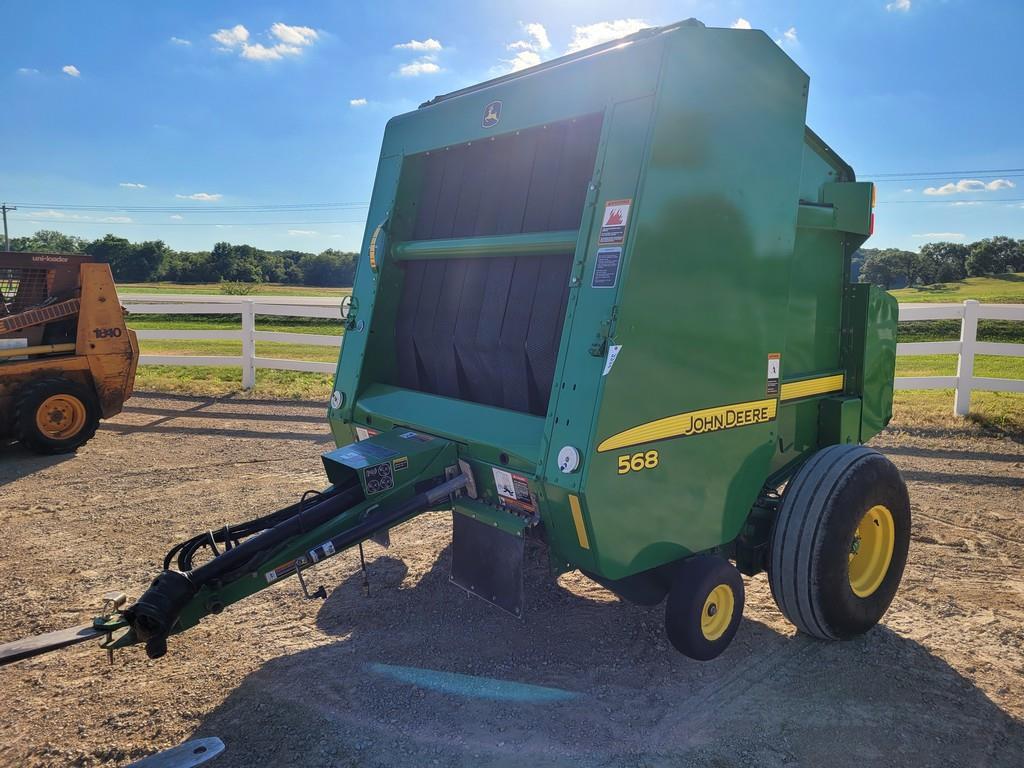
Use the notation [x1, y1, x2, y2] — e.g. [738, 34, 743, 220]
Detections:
[766, 353, 781, 397]
[599, 199, 632, 245]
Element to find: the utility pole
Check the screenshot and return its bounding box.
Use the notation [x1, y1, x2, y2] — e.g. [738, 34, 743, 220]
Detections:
[1, 203, 15, 251]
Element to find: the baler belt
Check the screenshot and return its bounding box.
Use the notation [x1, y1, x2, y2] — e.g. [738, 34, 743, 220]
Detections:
[394, 253, 572, 416]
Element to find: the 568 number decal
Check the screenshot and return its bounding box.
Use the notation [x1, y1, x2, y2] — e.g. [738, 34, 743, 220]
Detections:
[617, 450, 659, 475]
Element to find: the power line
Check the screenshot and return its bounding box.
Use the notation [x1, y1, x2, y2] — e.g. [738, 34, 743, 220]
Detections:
[10, 217, 367, 227]
[876, 197, 1024, 205]
[13, 202, 369, 213]
[862, 167, 1024, 179]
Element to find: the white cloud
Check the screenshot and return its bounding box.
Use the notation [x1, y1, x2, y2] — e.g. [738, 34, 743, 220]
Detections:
[241, 43, 298, 61]
[175, 192, 223, 201]
[923, 178, 1017, 195]
[170, 214, 184, 220]
[498, 21, 551, 73]
[170, 37, 192, 46]
[119, 182, 146, 189]
[394, 38, 443, 52]
[523, 23, 551, 51]
[732, 18, 752, 30]
[213, 23, 317, 61]
[212, 24, 249, 48]
[270, 23, 318, 47]
[912, 232, 964, 239]
[24, 209, 131, 223]
[398, 58, 441, 76]
[886, 0, 911, 12]
[17, 67, 39, 75]
[99, 216, 133, 223]
[503, 50, 542, 72]
[950, 201, 982, 207]
[62, 65, 80, 77]
[349, 98, 368, 107]
[288, 229, 318, 236]
[566, 19, 651, 54]
[902, 188, 914, 193]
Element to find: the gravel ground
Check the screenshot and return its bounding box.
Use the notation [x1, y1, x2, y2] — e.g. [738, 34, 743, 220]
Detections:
[0, 393, 1021, 767]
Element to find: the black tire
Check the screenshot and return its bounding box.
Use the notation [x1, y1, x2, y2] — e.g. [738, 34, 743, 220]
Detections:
[768, 444, 910, 640]
[664, 554, 745, 660]
[14, 377, 100, 455]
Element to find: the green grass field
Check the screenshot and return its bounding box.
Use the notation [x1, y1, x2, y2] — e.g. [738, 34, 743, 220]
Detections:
[121, 279, 1023, 431]
[118, 281, 351, 297]
[889, 272, 1024, 304]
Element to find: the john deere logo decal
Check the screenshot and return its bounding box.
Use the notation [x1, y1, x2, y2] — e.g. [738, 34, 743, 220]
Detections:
[482, 100, 501, 128]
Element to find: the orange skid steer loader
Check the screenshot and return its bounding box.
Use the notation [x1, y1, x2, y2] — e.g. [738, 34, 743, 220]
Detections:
[0, 252, 138, 454]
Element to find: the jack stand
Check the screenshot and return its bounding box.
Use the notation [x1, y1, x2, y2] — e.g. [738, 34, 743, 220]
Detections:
[358, 542, 370, 597]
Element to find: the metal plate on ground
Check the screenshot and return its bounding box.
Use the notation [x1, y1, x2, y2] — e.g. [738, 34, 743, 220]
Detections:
[450, 513, 524, 618]
[125, 737, 225, 768]
[0, 622, 103, 666]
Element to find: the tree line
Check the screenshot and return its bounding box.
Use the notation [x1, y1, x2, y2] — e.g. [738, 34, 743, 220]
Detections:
[8, 229, 359, 287]
[854, 236, 1024, 289]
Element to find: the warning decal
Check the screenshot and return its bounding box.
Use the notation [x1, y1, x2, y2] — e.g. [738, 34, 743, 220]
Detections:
[599, 199, 632, 245]
[364, 461, 395, 495]
[766, 353, 781, 397]
[592, 247, 622, 288]
[492, 467, 537, 513]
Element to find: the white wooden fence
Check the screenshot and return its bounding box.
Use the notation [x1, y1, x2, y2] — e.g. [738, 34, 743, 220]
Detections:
[121, 295, 1023, 416]
[895, 299, 1024, 415]
[120, 294, 343, 389]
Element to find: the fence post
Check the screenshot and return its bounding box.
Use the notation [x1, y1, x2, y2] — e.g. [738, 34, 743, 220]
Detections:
[954, 299, 978, 416]
[241, 299, 256, 390]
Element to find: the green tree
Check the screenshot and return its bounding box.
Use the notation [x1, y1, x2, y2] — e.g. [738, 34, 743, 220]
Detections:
[859, 250, 899, 289]
[9, 229, 89, 253]
[918, 241, 969, 283]
[967, 236, 1023, 276]
[300, 249, 357, 286]
[85, 234, 134, 277]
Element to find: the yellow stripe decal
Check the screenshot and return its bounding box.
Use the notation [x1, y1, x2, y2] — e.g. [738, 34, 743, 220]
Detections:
[568, 494, 590, 550]
[779, 374, 845, 402]
[597, 398, 778, 454]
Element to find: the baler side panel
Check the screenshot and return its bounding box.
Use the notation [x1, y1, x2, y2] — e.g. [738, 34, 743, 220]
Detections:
[330, 154, 403, 443]
[582, 30, 811, 579]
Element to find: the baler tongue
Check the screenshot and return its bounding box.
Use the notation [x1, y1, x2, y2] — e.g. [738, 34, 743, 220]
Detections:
[1, 429, 474, 666]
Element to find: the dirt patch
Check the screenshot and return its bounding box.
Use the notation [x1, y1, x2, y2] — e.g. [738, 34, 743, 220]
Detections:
[1, 393, 1021, 767]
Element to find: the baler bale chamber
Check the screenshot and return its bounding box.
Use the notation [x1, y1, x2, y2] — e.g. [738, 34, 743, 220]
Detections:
[329, 19, 907, 658]
[0, 19, 909, 668]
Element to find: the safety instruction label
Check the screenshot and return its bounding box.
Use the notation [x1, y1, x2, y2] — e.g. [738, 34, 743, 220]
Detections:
[766, 353, 781, 397]
[592, 247, 622, 288]
[492, 467, 537, 513]
[400, 430, 434, 442]
[264, 559, 297, 584]
[354, 426, 379, 441]
[333, 441, 398, 469]
[364, 461, 395, 495]
[393, 456, 409, 472]
[599, 199, 631, 245]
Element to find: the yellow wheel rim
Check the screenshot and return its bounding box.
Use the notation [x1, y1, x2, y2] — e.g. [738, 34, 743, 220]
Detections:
[35, 394, 87, 440]
[701, 584, 734, 641]
[848, 504, 895, 598]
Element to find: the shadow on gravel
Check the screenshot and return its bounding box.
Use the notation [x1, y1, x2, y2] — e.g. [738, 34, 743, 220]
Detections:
[0, 441, 74, 484]
[188, 540, 1024, 768]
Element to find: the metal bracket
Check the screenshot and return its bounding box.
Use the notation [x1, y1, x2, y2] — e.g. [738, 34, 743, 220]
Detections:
[293, 557, 326, 600]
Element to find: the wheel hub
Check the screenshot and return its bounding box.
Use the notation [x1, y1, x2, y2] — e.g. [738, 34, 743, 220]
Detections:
[700, 584, 733, 641]
[848, 504, 895, 598]
[36, 395, 87, 440]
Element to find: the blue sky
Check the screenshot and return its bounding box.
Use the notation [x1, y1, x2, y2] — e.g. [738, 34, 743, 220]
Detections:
[3, 1, 1022, 254]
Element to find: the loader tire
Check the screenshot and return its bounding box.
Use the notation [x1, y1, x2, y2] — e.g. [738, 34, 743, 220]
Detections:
[664, 554, 744, 660]
[14, 377, 100, 455]
[768, 444, 910, 641]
